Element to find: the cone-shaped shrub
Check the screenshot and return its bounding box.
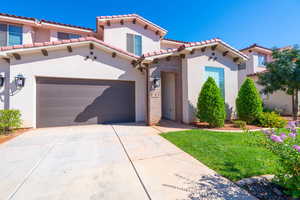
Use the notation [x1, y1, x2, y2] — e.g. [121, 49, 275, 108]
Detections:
[196, 77, 226, 127]
[236, 78, 263, 124]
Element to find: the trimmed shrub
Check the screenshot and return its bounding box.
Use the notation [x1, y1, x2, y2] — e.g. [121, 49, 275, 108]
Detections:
[0, 110, 22, 134]
[196, 77, 226, 127]
[258, 112, 287, 128]
[233, 120, 247, 129]
[236, 78, 263, 124]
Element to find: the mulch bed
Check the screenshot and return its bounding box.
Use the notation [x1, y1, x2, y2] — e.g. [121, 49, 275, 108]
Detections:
[191, 121, 263, 131]
[0, 128, 31, 145]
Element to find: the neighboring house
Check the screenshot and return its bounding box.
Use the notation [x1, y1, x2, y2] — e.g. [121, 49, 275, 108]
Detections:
[239, 43, 295, 115]
[0, 13, 248, 128]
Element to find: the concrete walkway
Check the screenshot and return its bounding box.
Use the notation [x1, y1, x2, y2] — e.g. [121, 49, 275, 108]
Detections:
[0, 124, 256, 200]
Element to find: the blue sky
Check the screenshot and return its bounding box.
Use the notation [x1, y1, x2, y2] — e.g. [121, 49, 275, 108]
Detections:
[1, 0, 299, 49]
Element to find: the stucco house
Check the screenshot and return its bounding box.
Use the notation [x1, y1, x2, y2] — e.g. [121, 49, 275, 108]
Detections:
[239, 44, 296, 115]
[0, 13, 248, 128]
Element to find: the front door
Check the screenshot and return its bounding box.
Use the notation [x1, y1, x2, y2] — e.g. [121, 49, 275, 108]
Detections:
[161, 72, 176, 120]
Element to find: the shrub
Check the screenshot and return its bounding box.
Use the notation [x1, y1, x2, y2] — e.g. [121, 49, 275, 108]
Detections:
[258, 112, 287, 128]
[196, 77, 226, 127]
[261, 122, 300, 198]
[236, 78, 263, 124]
[0, 110, 22, 134]
[233, 120, 247, 129]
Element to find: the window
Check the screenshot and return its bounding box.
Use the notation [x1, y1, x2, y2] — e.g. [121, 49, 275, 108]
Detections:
[205, 67, 225, 97]
[127, 33, 142, 56]
[238, 63, 246, 70]
[0, 24, 23, 46]
[57, 32, 81, 40]
[258, 54, 267, 66]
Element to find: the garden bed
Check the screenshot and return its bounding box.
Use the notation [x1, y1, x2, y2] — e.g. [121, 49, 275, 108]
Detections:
[0, 128, 30, 144]
[191, 121, 263, 131]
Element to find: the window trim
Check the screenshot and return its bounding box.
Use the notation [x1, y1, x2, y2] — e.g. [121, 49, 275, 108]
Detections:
[126, 33, 142, 56]
[204, 66, 225, 98]
[0, 23, 23, 46]
[57, 32, 81, 40]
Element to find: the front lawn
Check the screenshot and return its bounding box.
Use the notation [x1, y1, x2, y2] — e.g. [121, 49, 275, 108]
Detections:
[161, 129, 280, 181]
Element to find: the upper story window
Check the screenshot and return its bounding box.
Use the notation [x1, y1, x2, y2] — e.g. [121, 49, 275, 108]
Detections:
[57, 32, 81, 40]
[0, 24, 23, 47]
[126, 33, 142, 56]
[257, 54, 267, 67]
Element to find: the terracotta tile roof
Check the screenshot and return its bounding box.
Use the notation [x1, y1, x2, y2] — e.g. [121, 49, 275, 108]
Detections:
[40, 19, 93, 31]
[162, 38, 190, 44]
[0, 37, 139, 59]
[97, 14, 167, 34]
[143, 38, 248, 60]
[240, 43, 272, 52]
[0, 12, 36, 21]
[0, 12, 93, 31]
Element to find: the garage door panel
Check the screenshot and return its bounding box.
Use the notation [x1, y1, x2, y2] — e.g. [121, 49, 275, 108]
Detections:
[36, 78, 135, 128]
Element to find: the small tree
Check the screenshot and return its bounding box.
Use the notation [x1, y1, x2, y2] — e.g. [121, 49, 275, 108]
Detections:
[197, 77, 226, 127]
[236, 78, 263, 124]
[258, 46, 300, 120]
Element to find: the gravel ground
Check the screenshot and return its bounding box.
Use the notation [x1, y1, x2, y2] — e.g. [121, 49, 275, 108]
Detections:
[235, 175, 298, 200]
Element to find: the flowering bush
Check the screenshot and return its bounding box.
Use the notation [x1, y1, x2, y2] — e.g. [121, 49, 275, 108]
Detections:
[262, 121, 300, 198]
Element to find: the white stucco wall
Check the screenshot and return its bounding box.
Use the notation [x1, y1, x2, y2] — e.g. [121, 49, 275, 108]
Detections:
[22, 25, 34, 44]
[103, 23, 160, 54]
[182, 48, 239, 123]
[7, 45, 146, 127]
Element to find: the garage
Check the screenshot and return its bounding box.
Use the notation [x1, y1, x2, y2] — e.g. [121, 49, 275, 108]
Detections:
[36, 77, 135, 128]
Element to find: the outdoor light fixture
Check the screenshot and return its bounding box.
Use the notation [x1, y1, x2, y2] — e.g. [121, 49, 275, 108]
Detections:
[153, 77, 160, 89]
[15, 74, 25, 88]
[0, 74, 5, 87]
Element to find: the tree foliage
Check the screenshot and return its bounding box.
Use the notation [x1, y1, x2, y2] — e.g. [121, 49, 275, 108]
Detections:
[196, 77, 226, 127]
[236, 78, 263, 123]
[258, 46, 300, 119]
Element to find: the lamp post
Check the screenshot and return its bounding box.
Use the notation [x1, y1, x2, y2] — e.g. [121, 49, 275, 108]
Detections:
[15, 74, 25, 88]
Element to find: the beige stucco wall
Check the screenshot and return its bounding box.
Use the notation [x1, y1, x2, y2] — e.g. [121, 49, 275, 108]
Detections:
[182, 48, 239, 123]
[103, 23, 161, 54]
[251, 76, 294, 115]
[34, 28, 51, 43]
[0, 60, 10, 110]
[5, 45, 146, 127]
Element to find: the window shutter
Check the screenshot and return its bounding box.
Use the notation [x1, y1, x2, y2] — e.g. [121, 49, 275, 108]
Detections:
[134, 35, 142, 56]
[126, 33, 134, 53]
[8, 25, 22, 46]
[0, 24, 7, 46]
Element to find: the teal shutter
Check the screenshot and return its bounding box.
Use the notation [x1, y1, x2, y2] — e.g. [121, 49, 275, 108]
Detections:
[0, 24, 7, 46]
[8, 25, 22, 46]
[205, 67, 225, 97]
[134, 35, 142, 56]
[126, 33, 134, 53]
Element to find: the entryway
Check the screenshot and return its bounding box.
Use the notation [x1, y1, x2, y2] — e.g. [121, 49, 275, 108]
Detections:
[161, 72, 176, 120]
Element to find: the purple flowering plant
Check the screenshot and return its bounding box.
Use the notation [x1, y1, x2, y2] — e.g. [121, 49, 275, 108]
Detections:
[261, 121, 300, 197]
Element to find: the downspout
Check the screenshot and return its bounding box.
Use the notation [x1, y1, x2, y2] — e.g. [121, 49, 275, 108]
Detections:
[145, 66, 149, 125]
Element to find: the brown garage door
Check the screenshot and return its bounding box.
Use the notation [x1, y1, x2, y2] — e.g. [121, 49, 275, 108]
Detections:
[36, 77, 135, 128]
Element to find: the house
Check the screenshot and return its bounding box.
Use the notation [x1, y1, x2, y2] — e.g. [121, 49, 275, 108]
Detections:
[0, 13, 248, 128]
[239, 43, 295, 115]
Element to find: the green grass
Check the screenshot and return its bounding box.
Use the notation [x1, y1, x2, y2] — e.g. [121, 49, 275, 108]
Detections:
[161, 130, 281, 181]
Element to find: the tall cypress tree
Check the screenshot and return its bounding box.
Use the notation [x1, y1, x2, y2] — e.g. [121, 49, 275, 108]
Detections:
[197, 77, 226, 127]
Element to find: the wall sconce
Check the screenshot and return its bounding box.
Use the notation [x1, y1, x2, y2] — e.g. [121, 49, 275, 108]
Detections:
[0, 74, 5, 87]
[153, 77, 160, 89]
[15, 74, 25, 88]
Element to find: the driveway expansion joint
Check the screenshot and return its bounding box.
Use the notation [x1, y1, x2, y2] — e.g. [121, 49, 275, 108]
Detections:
[111, 125, 152, 200]
[6, 143, 56, 200]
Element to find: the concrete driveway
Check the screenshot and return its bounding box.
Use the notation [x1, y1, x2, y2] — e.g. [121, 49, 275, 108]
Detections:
[0, 124, 255, 200]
